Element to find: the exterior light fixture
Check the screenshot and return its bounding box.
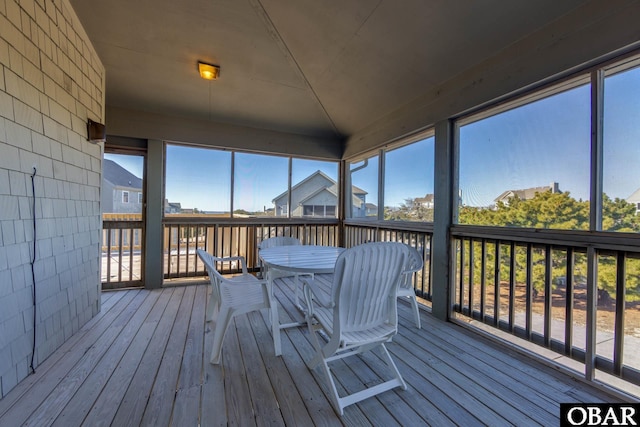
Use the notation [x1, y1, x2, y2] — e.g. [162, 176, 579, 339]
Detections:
[198, 62, 220, 80]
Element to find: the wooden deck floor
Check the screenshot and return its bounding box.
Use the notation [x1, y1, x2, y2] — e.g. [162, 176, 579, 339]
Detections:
[0, 275, 623, 426]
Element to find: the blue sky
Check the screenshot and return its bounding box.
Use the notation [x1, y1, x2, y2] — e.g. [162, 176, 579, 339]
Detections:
[106, 65, 640, 212]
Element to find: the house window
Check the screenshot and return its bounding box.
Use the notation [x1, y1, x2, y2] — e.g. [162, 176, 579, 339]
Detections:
[122, 191, 129, 203]
[138, 192, 143, 204]
[303, 205, 334, 217]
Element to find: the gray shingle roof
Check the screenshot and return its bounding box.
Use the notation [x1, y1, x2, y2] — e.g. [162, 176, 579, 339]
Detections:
[103, 159, 142, 189]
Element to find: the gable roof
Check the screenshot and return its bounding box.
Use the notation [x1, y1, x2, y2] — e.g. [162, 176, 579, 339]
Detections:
[272, 170, 367, 203]
[494, 183, 559, 203]
[103, 159, 143, 189]
[298, 186, 337, 204]
[627, 188, 640, 203]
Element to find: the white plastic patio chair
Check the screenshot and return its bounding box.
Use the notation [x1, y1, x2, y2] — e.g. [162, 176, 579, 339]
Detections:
[259, 236, 312, 308]
[197, 249, 278, 364]
[397, 245, 424, 329]
[301, 241, 409, 415]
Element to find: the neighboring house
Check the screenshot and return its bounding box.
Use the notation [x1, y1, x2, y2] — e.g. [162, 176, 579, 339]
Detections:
[365, 203, 378, 217]
[102, 159, 143, 214]
[164, 200, 182, 214]
[414, 194, 434, 209]
[271, 170, 371, 217]
[494, 182, 560, 207]
[626, 188, 640, 214]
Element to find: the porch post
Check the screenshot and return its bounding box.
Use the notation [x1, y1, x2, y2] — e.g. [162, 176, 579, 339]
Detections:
[145, 139, 164, 289]
[431, 120, 455, 321]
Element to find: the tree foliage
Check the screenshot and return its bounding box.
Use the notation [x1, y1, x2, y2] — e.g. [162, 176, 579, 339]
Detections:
[456, 190, 640, 303]
[384, 198, 434, 222]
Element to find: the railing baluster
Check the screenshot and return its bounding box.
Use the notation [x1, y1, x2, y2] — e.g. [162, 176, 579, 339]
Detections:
[525, 243, 533, 340]
[565, 247, 575, 356]
[449, 228, 640, 387]
[118, 228, 123, 283]
[106, 227, 112, 283]
[494, 241, 501, 327]
[480, 239, 486, 321]
[129, 229, 134, 282]
[509, 242, 516, 333]
[614, 251, 626, 376]
[469, 238, 475, 319]
[458, 237, 464, 310]
[544, 245, 552, 347]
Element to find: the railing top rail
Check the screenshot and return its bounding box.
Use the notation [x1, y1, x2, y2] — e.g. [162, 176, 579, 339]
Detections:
[103, 220, 144, 228]
[452, 224, 640, 253]
[344, 219, 434, 234]
[162, 216, 340, 226]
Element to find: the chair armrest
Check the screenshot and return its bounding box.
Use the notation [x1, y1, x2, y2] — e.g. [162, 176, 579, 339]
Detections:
[214, 255, 248, 274]
[301, 277, 333, 317]
[220, 277, 271, 303]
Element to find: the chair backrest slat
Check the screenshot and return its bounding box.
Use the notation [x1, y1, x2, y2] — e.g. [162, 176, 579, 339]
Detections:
[400, 245, 424, 290]
[259, 236, 300, 250]
[332, 242, 408, 334]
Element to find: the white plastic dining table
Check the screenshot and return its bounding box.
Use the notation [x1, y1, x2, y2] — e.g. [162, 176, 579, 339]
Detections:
[259, 245, 344, 356]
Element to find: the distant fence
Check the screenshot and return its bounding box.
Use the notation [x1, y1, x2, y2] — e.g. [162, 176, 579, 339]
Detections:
[162, 217, 340, 279]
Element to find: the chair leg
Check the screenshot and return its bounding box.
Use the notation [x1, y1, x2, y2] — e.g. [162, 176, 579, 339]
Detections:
[319, 358, 345, 416]
[305, 320, 325, 369]
[206, 293, 219, 322]
[294, 274, 301, 308]
[271, 300, 282, 356]
[210, 307, 232, 364]
[379, 343, 407, 390]
[410, 295, 421, 329]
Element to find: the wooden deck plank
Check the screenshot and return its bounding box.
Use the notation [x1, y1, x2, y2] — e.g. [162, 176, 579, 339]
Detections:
[77, 292, 170, 427]
[396, 309, 560, 420]
[221, 316, 258, 426]
[396, 312, 554, 422]
[407, 308, 613, 404]
[110, 287, 185, 427]
[171, 285, 207, 426]
[140, 285, 195, 426]
[234, 314, 286, 426]
[2, 289, 144, 426]
[76, 289, 172, 427]
[200, 302, 228, 427]
[0, 282, 628, 427]
[272, 276, 377, 426]
[21, 290, 150, 427]
[246, 310, 334, 427]
[51, 289, 162, 426]
[0, 289, 132, 417]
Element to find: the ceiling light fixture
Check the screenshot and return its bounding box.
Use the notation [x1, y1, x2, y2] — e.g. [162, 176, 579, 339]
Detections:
[198, 62, 220, 80]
